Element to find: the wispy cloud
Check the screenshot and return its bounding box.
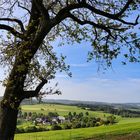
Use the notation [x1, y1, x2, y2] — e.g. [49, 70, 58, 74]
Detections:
[70, 63, 89, 67]
[55, 74, 69, 78]
[46, 77, 140, 103]
[1, 76, 140, 103]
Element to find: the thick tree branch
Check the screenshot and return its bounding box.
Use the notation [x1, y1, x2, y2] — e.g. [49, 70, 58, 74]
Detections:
[56, 3, 115, 19]
[23, 79, 48, 99]
[0, 24, 24, 39]
[0, 18, 25, 32]
[83, 3, 138, 25]
[34, 0, 50, 20]
[55, 1, 138, 26]
[22, 67, 54, 99]
[68, 13, 114, 38]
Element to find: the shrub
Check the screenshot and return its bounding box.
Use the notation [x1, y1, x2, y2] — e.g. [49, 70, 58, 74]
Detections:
[72, 122, 81, 128]
[86, 122, 91, 127]
[63, 123, 72, 129]
[15, 128, 25, 133]
[51, 124, 62, 130]
[81, 122, 86, 128]
[41, 108, 44, 111]
[24, 126, 37, 133]
[16, 126, 49, 134]
[17, 119, 22, 125]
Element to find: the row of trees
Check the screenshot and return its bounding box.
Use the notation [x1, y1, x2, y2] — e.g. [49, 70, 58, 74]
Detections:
[64, 112, 116, 128]
[62, 115, 116, 130]
[79, 104, 140, 117]
[18, 111, 59, 121]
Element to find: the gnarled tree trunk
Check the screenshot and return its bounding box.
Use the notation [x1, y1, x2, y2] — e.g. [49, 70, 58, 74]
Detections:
[0, 86, 21, 140]
[0, 103, 19, 140]
[0, 22, 52, 140]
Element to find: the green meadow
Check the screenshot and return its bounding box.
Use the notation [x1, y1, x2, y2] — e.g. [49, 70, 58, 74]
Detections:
[15, 121, 140, 140]
[21, 104, 119, 118]
[15, 104, 140, 140]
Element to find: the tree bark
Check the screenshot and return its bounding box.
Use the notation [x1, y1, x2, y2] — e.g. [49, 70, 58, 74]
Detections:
[0, 100, 19, 140]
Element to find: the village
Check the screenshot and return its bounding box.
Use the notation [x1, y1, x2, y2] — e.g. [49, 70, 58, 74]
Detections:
[16, 108, 116, 133]
[33, 115, 66, 125]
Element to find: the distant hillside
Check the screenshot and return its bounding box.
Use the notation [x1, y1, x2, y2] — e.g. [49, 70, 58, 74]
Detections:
[41, 99, 140, 117]
[42, 99, 140, 108]
[43, 99, 109, 105]
[0, 96, 140, 112]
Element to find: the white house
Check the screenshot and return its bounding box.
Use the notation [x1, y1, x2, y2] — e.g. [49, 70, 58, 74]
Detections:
[57, 116, 65, 123]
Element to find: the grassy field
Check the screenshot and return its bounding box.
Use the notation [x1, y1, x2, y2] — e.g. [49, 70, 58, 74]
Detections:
[15, 103, 140, 140]
[21, 104, 119, 118]
[119, 117, 140, 124]
[15, 121, 140, 140]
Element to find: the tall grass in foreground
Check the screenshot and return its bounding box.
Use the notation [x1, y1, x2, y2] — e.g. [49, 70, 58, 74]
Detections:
[15, 122, 140, 140]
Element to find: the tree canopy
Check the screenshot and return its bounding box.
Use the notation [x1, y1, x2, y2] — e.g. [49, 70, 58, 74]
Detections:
[0, 0, 139, 95]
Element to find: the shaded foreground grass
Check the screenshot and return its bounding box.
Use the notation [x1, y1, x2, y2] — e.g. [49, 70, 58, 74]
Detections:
[15, 122, 140, 140]
[88, 132, 140, 140]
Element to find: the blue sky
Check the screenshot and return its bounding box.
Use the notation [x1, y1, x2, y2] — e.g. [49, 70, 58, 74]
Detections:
[42, 41, 140, 103]
[0, 40, 140, 103]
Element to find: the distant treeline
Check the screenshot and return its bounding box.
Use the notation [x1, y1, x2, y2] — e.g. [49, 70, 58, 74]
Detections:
[76, 104, 140, 117]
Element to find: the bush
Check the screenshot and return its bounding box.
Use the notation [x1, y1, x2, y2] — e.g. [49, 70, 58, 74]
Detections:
[37, 127, 49, 131]
[16, 128, 25, 133]
[95, 122, 100, 126]
[72, 122, 81, 128]
[51, 124, 62, 130]
[24, 126, 37, 133]
[63, 123, 72, 129]
[17, 119, 22, 125]
[81, 122, 86, 128]
[86, 122, 90, 127]
[16, 126, 48, 134]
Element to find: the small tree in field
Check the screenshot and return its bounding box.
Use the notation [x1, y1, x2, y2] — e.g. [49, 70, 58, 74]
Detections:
[0, 0, 140, 139]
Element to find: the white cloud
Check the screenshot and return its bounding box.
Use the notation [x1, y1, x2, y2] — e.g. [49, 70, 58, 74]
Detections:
[1, 76, 140, 103]
[70, 63, 89, 67]
[55, 74, 69, 78]
[46, 77, 140, 103]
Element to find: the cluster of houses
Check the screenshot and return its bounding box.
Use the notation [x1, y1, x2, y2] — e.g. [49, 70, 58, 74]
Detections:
[33, 116, 66, 125]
